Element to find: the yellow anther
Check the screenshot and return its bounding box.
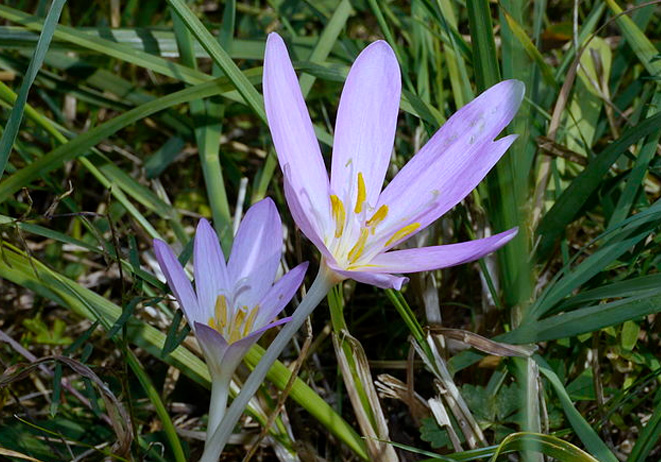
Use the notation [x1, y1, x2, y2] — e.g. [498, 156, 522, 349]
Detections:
[385, 223, 421, 247]
[229, 329, 241, 344]
[348, 228, 370, 264]
[242, 305, 259, 337]
[330, 195, 346, 238]
[366, 204, 388, 232]
[228, 307, 247, 344]
[209, 295, 229, 332]
[354, 172, 366, 214]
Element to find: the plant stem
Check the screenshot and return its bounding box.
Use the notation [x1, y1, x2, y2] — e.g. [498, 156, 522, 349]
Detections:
[199, 265, 338, 462]
[205, 374, 230, 445]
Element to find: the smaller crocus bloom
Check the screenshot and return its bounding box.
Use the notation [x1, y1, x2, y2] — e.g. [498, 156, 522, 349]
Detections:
[264, 33, 523, 290]
[153, 198, 307, 439]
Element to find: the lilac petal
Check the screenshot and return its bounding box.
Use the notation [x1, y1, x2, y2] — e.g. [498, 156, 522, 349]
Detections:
[193, 322, 234, 377]
[330, 41, 401, 209]
[195, 319, 289, 378]
[376, 80, 524, 248]
[194, 219, 229, 320]
[154, 239, 202, 324]
[228, 198, 282, 308]
[283, 167, 333, 260]
[253, 262, 308, 330]
[367, 228, 518, 273]
[330, 265, 409, 290]
[263, 33, 331, 234]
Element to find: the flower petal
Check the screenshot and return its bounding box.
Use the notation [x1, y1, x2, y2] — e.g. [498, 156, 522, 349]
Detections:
[154, 239, 202, 324]
[375, 80, 524, 249]
[194, 219, 229, 320]
[193, 322, 234, 377]
[330, 41, 401, 210]
[330, 264, 409, 290]
[228, 198, 282, 308]
[253, 262, 308, 330]
[194, 319, 290, 378]
[283, 166, 333, 260]
[367, 228, 518, 273]
[263, 33, 331, 235]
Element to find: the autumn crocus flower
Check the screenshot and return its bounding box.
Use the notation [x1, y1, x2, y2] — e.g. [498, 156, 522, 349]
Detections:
[153, 198, 307, 443]
[263, 33, 523, 290]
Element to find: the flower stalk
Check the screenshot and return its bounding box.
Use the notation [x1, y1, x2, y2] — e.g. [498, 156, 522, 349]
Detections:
[199, 264, 338, 462]
[153, 198, 308, 459]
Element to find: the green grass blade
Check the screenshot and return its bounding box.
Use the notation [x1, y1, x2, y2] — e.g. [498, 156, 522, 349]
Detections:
[299, 0, 352, 97]
[536, 111, 661, 258]
[166, 0, 266, 122]
[535, 356, 618, 462]
[0, 0, 65, 178]
[125, 351, 186, 462]
[608, 91, 661, 227]
[605, 0, 661, 77]
[489, 432, 599, 462]
[501, 8, 556, 88]
[502, 289, 661, 343]
[171, 3, 233, 249]
[466, 0, 500, 90]
[628, 390, 661, 462]
[0, 74, 260, 203]
[0, 5, 210, 85]
[0, 243, 368, 460]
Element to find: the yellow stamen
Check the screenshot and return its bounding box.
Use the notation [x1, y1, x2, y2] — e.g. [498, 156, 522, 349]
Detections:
[242, 305, 259, 337]
[354, 172, 366, 214]
[229, 329, 241, 343]
[347, 228, 370, 264]
[228, 308, 248, 343]
[366, 204, 388, 232]
[385, 223, 421, 247]
[330, 195, 346, 238]
[209, 295, 229, 331]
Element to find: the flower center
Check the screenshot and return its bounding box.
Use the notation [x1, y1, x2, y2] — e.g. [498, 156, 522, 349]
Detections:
[327, 172, 420, 268]
[208, 294, 259, 343]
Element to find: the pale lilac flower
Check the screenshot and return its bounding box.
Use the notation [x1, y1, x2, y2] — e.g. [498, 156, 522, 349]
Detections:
[153, 198, 307, 439]
[263, 33, 523, 290]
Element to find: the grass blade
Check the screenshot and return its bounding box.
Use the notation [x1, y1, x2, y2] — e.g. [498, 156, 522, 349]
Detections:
[0, 0, 65, 178]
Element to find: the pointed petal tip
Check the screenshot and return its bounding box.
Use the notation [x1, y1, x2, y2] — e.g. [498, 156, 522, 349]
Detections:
[242, 196, 282, 234]
[196, 217, 212, 232]
[266, 31, 285, 47]
[355, 40, 400, 77]
[501, 226, 519, 242]
[498, 79, 526, 104]
[153, 239, 174, 265]
[363, 39, 396, 57]
[252, 196, 277, 215]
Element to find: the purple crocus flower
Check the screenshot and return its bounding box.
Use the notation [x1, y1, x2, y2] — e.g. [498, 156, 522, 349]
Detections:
[153, 198, 307, 441]
[263, 33, 523, 290]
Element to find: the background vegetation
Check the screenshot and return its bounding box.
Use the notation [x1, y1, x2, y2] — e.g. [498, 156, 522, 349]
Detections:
[0, 0, 660, 461]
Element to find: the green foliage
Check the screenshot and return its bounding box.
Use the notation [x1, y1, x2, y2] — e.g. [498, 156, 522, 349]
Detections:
[1, 0, 660, 461]
[22, 316, 72, 346]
